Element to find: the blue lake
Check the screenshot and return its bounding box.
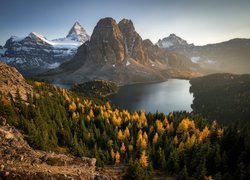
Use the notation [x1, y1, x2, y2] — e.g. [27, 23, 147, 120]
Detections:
[109, 79, 193, 114]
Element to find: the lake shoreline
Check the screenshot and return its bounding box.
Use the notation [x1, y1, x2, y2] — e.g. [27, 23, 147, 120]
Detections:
[109, 79, 194, 114]
[51, 75, 196, 89]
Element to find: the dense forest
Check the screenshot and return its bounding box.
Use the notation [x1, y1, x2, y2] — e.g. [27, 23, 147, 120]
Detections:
[0, 81, 250, 179]
[72, 80, 118, 99]
[190, 73, 250, 125]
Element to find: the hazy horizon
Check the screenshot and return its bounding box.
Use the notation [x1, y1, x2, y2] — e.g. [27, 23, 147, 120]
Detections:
[1, 0, 250, 46]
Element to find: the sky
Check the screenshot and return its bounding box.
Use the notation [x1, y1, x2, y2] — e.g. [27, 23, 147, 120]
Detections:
[1, 0, 250, 46]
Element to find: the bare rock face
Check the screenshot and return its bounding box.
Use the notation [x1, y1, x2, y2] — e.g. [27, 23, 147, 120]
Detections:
[143, 39, 168, 63]
[0, 121, 109, 179]
[0, 62, 32, 100]
[89, 17, 125, 65]
[118, 19, 149, 65]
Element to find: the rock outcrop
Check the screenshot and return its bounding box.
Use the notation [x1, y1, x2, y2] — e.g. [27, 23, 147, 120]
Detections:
[90, 18, 125, 65]
[0, 120, 110, 179]
[0, 62, 32, 100]
[118, 19, 148, 64]
[42, 17, 197, 85]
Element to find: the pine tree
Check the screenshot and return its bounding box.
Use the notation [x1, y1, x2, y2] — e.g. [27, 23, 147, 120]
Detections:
[179, 165, 189, 180]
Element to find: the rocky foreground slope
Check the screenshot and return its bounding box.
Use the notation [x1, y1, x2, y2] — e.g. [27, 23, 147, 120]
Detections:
[0, 63, 110, 179]
[0, 62, 32, 100]
[0, 117, 110, 179]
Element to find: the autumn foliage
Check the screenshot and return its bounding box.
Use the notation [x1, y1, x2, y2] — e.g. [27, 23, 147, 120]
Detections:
[0, 81, 249, 179]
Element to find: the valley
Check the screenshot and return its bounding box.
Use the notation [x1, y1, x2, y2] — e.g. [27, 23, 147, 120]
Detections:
[1, 62, 250, 179]
[0, 1, 250, 178]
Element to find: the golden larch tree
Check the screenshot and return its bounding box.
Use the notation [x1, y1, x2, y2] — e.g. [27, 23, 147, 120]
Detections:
[111, 148, 115, 160]
[89, 108, 94, 119]
[139, 150, 148, 168]
[117, 129, 124, 141]
[69, 101, 77, 112]
[124, 127, 130, 139]
[115, 151, 120, 164]
[153, 132, 159, 145]
[199, 126, 210, 142]
[156, 120, 165, 134]
[121, 142, 126, 153]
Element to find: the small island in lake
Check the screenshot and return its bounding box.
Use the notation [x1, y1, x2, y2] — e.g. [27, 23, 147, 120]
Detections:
[72, 80, 118, 98]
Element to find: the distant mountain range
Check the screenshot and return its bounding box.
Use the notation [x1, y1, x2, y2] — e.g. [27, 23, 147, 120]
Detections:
[41, 18, 198, 85]
[1, 18, 249, 84]
[0, 22, 89, 76]
[157, 34, 250, 74]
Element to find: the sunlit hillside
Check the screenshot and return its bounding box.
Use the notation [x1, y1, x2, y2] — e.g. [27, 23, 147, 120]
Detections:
[1, 81, 249, 179]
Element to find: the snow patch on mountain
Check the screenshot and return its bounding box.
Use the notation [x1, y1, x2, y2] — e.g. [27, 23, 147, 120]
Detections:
[207, 60, 216, 64]
[160, 41, 173, 48]
[0, 47, 7, 55]
[10, 36, 24, 42]
[48, 62, 60, 69]
[191, 57, 201, 63]
[126, 60, 131, 66]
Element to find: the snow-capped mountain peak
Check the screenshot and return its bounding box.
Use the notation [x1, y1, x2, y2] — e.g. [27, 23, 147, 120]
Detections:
[29, 32, 45, 39]
[157, 34, 188, 49]
[1, 22, 90, 76]
[28, 32, 53, 45]
[66, 21, 90, 43]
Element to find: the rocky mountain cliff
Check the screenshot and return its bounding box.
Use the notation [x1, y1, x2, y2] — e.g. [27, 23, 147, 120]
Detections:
[0, 22, 89, 76]
[42, 18, 198, 85]
[157, 35, 250, 74]
[0, 62, 32, 100]
[0, 118, 109, 179]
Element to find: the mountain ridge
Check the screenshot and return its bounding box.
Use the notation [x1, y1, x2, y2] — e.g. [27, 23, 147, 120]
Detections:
[0, 22, 90, 76]
[41, 17, 198, 85]
[157, 34, 250, 74]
